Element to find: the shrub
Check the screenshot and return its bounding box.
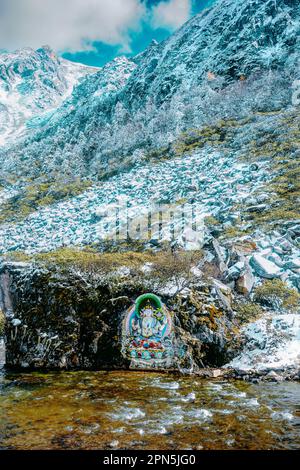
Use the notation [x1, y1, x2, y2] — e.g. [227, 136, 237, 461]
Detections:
[31, 247, 203, 294]
[151, 250, 202, 291]
[254, 279, 300, 312]
[35, 247, 154, 272]
[2, 251, 31, 262]
[204, 215, 220, 226]
[234, 301, 264, 324]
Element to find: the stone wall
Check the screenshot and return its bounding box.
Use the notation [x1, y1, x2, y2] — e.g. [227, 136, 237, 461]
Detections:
[0, 261, 237, 371]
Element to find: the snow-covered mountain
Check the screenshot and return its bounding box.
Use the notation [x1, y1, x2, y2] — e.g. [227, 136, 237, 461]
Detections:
[1, 0, 299, 180]
[125, 0, 300, 106]
[0, 0, 298, 231]
[0, 45, 98, 145]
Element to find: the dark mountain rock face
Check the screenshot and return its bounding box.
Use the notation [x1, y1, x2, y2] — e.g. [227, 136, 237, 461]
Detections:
[0, 263, 130, 370]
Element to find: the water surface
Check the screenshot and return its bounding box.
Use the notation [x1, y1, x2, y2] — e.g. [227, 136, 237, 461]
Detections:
[0, 370, 299, 450]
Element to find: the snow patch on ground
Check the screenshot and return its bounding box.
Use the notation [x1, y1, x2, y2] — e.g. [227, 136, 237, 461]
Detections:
[227, 314, 300, 372]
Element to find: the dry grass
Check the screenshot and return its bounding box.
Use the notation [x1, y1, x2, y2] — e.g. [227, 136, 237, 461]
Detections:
[254, 279, 300, 311]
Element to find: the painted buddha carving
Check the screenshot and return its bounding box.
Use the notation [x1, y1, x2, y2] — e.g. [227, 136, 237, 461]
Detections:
[122, 293, 174, 369]
[132, 302, 168, 338]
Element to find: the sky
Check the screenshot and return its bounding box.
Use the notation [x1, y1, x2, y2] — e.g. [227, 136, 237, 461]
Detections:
[0, 0, 215, 67]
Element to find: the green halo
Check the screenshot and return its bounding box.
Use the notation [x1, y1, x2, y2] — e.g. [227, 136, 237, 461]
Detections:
[135, 293, 162, 317]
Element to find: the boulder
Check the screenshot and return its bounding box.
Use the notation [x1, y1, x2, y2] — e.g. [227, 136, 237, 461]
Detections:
[283, 220, 300, 228]
[232, 238, 257, 255]
[268, 253, 284, 267]
[288, 225, 300, 237]
[149, 238, 161, 247]
[290, 275, 300, 291]
[246, 204, 267, 213]
[1, 260, 240, 371]
[250, 253, 282, 279]
[285, 258, 300, 271]
[210, 368, 224, 378]
[190, 266, 203, 277]
[277, 239, 293, 253]
[258, 239, 271, 249]
[236, 263, 255, 295]
[256, 194, 269, 203]
[178, 227, 204, 251]
[265, 370, 285, 382]
[212, 239, 227, 273]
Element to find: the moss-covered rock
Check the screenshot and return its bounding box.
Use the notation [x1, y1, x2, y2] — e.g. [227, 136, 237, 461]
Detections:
[233, 301, 264, 324]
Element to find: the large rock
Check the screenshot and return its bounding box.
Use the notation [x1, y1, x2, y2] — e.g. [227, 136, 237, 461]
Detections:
[236, 263, 255, 296]
[288, 225, 300, 237]
[246, 204, 267, 213]
[212, 239, 227, 273]
[212, 279, 233, 312]
[178, 227, 204, 251]
[285, 258, 300, 271]
[0, 262, 133, 370]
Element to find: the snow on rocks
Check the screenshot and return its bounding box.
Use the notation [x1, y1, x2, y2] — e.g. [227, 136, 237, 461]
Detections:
[226, 261, 245, 281]
[223, 232, 300, 295]
[190, 265, 202, 277]
[0, 149, 254, 254]
[285, 258, 300, 271]
[114, 266, 131, 277]
[212, 279, 233, 312]
[177, 227, 204, 251]
[236, 263, 255, 296]
[227, 314, 300, 375]
[140, 262, 153, 274]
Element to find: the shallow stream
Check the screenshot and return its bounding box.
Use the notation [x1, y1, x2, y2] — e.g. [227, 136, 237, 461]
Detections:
[0, 370, 299, 450]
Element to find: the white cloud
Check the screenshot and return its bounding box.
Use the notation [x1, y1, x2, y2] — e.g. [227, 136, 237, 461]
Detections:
[0, 0, 145, 52]
[151, 0, 191, 31]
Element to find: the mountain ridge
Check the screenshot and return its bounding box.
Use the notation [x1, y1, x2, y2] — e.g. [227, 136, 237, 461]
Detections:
[0, 45, 99, 146]
[0, 0, 299, 378]
[1, 0, 299, 180]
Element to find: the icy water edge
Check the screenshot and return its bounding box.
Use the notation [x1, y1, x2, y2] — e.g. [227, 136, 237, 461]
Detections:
[0, 370, 299, 450]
